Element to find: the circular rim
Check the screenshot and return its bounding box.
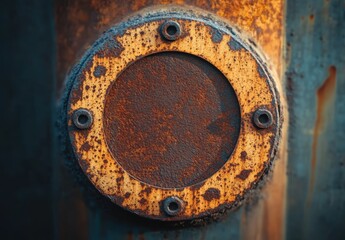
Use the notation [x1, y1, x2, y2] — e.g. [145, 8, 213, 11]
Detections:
[66, 9, 282, 221]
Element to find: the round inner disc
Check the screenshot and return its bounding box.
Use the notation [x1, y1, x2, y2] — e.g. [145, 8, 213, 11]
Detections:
[104, 52, 240, 188]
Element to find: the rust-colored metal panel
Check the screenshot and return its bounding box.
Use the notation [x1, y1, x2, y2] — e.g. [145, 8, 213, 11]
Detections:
[56, 0, 287, 238]
[4, 0, 344, 239]
[104, 52, 241, 188]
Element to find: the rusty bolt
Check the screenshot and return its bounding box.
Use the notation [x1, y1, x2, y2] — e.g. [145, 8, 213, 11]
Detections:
[163, 196, 184, 216]
[160, 21, 181, 41]
[72, 109, 93, 129]
[253, 108, 273, 129]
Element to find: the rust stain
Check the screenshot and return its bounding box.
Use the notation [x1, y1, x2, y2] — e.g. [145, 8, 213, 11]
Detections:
[241, 199, 266, 240]
[309, 14, 315, 22]
[263, 137, 288, 240]
[236, 169, 252, 180]
[242, 118, 288, 240]
[308, 66, 337, 204]
[240, 151, 247, 161]
[80, 142, 91, 152]
[202, 188, 221, 201]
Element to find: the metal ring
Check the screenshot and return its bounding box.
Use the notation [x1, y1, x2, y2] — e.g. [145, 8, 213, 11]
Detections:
[253, 108, 273, 129]
[72, 109, 93, 129]
[163, 196, 184, 216]
[160, 21, 181, 41]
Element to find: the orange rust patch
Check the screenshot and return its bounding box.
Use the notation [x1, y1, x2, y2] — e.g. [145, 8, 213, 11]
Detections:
[202, 188, 221, 201]
[236, 169, 253, 180]
[104, 52, 240, 188]
[308, 66, 337, 204]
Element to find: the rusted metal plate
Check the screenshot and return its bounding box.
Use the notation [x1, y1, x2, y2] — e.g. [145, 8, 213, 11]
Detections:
[104, 52, 240, 188]
[66, 8, 282, 221]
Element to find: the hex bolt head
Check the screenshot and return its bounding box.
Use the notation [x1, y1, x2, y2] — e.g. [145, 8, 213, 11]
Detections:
[163, 196, 184, 216]
[253, 108, 273, 129]
[72, 109, 93, 129]
[160, 21, 182, 41]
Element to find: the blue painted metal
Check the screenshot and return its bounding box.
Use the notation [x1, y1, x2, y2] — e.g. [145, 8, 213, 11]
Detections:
[0, 0, 56, 239]
[88, 208, 243, 239]
[286, 0, 345, 239]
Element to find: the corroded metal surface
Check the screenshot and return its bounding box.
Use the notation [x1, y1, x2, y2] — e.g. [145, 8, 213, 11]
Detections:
[104, 52, 240, 188]
[56, 0, 283, 94]
[66, 8, 282, 221]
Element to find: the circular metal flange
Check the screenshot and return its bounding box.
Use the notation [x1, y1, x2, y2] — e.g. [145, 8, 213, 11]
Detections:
[66, 8, 282, 221]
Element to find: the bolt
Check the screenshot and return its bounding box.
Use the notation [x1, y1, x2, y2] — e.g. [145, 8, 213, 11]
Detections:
[253, 108, 273, 129]
[160, 21, 181, 41]
[163, 196, 184, 216]
[72, 108, 93, 129]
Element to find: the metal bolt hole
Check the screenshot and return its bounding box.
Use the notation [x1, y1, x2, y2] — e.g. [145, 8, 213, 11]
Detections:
[72, 109, 93, 129]
[163, 196, 184, 216]
[258, 113, 269, 124]
[160, 21, 181, 41]
[167, 25, 177, 36]
[168, 201, 179, 211]
[77, 114, 89, 125]
[253, 108, 273, 129]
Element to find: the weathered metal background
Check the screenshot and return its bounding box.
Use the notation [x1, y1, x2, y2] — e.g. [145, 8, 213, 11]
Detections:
[285, 0, 345, 239]
[0, 0, 344, 239]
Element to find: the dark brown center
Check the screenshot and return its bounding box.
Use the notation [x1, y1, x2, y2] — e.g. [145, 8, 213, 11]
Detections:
[104, 52, 240, 188]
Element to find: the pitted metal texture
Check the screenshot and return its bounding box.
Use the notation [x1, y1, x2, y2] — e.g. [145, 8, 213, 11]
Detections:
[66, 8, 282, 221]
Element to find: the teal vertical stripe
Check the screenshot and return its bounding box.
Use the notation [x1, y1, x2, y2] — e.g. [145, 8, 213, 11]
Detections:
[286, 0, 345, 239]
